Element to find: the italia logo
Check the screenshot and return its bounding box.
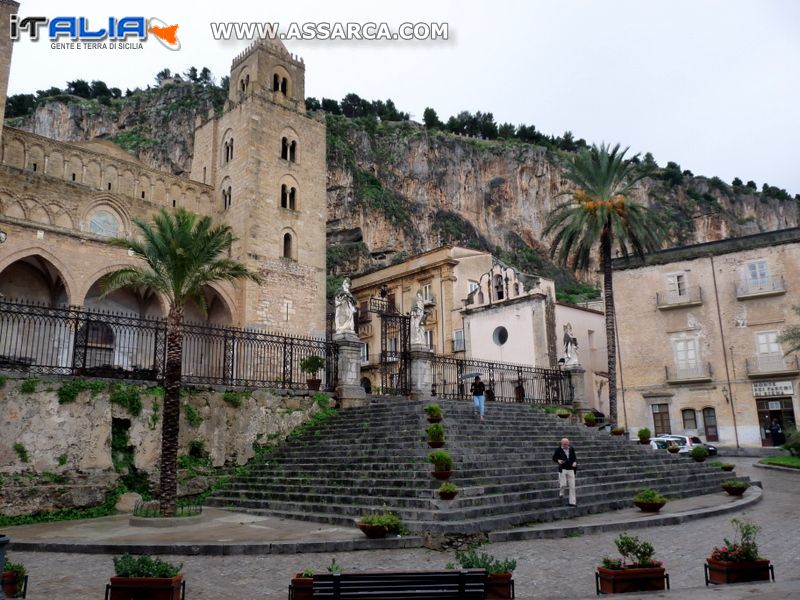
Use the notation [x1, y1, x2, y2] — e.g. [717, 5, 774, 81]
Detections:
[10, 16, 180, 50]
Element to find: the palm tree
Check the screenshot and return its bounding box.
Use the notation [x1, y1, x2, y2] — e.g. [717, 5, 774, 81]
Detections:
[777, 306, 800, 353]
[543, 143, 665, 425]
[104, 208, 261, 515]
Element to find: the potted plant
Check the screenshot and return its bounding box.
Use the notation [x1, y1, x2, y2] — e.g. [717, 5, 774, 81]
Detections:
[721, 479, 750, 497]
[705, 518, 773, 585]
[299, 355, 325, 391]
[428, 449, 453, 479]
[632, 488, 667, 512]
[290, 568, 315, 600]
[438, 482, 459, 500]
[2, 558, 27, 599]
[690, 445, 709, 462]
[637, 427, 651, 445]
[356, 512, 402, 538]
[721, 463, 735, 472]
[611, 426, 625, 436]
[424, 403, 443, 422]
[426, 422, 446, 448]
[107, 554, 183, 600]
[556, 407, 572, 419]
[596, 533, 667, 594]
[666, 442, 680, 454]
[583, 412, 597, 427]
[452, 548, 517, 599]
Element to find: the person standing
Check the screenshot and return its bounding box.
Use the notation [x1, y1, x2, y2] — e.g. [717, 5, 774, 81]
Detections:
[552, 437, 578, 506]
[471, 375, 486, 421]
[769, 419, 784, 446]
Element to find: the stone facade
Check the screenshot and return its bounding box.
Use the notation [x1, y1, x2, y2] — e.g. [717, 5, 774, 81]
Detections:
[612, 228, 800, 447]
[0, 34, 326, 336]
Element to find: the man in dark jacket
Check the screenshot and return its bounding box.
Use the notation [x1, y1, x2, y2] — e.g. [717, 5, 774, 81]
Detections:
[471, 376, 486, 421]
[552, 437, 578, 506]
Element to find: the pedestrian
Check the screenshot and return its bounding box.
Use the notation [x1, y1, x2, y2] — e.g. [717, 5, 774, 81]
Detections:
[769, 419, 784, 446]
[471, 375, 486, 421]
[552, 437, 578, 507]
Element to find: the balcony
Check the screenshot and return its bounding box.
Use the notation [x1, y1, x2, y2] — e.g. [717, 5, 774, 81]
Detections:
[423, 294, 436, 306]
[358, 322, 373, 338]
[665, 363, 712, 384]
[736, 276, 785, 299]
[452, 338, 466, 353]
[656, 286, 703, 310]
[746, 354, 800, 379]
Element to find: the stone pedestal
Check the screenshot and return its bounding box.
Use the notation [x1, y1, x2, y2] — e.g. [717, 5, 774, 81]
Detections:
[0, 534, 8, 600]
[410, 343, 433, 401]
[563, 363, 587, 414]
[333, 332, 368, 408]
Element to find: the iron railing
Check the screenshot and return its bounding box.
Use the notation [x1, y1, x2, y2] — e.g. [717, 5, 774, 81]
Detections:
[0, 299, 338, 391]
[736, 275, 785, 298]
[665, 362, 712, 382]
[430, 355, 572, 405]
[656, 286, 703, 308]
[746, 354, 800, 377]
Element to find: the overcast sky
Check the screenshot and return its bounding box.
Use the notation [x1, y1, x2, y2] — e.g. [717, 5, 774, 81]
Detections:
[9, 0, 800, 193]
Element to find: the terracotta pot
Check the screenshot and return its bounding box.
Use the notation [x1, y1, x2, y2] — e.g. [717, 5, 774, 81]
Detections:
[432, 470, 452, 480]
[721, 465, 735, 472]
[639, 438, 651, 445]
[557, 412, 570, 419]
[634, 500, 666, 512]
[705, 558, 772, 585]
[428, 440, 445, 448]
[357, 523, 389, 538]
[290, 575, 314, 600]
[438, 490, 458, 500]
[427, 415, 442, 423]
[306, 378, 321, 391]
[2, 572, 23, 598]
[721, 485, 747, 497]
[692, 456, 706, 463]
[486, 572, 514, 599]
[108, 575, 183, 600]
[611, 430, 624, 436]
[596, 566, 667, 594]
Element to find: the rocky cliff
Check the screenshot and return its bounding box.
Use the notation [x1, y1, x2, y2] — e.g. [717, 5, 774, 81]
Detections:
[9, 86, 799, 290]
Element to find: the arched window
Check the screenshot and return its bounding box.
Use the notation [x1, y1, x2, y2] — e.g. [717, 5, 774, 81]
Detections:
[289, 140, 297, 162]
[682, 408, 697, 430]
[222, 186, 232, 210]
[289, 187, 296, 210]
[494, 274, 505, 300]
[283, 232, 293, 259]
[280, 77, 288, 95]
[273, 73, 280, 91]
[88, 209, 121, 237]
[229, 138, 233, 160]
[281, 137, 289, 160]
[280, 184, 288, 208]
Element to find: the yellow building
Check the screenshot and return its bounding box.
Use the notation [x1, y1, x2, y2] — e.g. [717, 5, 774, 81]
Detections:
[612, 228, 800, 447]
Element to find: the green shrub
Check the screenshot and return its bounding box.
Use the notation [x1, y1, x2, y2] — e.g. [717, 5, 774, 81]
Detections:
[583, 412, 597, 425]
[428, 449, 453, 471]
[454, 548, 517, 574]
[0, 375, 7, 388]
[600, 556, 623, 570]
[358, 512, 402, 532]
[184, 403, 203, 427]
[614, 533, 659, 567]
[424, 403, 443, 418]
[13, 442, 29, 463]
[58, 379, 107, 404]
[711, 518, 761, 562]
[632, 488, 666, 503]
[326, 558, 343, 574]
[20, 377, 39, 394]
[782, 428, 800, 457]
[313, 392, 331, 408]
[2, 559, 27, 596]
[637, 427, 651, 440]
[57, 452, 68, 466]
[112, 554, 182, 578]
[690, 445, 709, 459]
[426, 422, 445, 442]
[222, 390, 248, 408]
[299, 355, 325, 376]
[109, 384, 142, 416]
[438, 482, 458, 494]
[721, 479, 750, 490]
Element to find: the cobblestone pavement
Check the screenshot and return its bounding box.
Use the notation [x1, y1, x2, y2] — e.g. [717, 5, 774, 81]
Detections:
[11, 458, 799, 600]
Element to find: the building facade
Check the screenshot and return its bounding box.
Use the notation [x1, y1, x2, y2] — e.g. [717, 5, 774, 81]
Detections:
[0, 30, 326, 337]
[612, 228, 800, 447]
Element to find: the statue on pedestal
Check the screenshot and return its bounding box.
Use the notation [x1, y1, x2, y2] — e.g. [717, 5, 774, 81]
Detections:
[563, 322, 580, 366]
[410, 291, 428, 347]
[334, 277, 357, 335]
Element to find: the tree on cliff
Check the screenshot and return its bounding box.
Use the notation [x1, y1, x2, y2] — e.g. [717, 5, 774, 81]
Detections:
[543, 144, 665, 425]
[104, 209, 261, 515]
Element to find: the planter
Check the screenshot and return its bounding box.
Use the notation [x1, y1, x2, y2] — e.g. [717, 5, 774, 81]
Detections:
[704, 558, 773, 585]
[428, 440, 445, 448]
[585, 422, 595, 427]
[721, 485, 747, 497]
[108, 575, 183, 600]
[438, 490, 458, 500]
[557, 412, 571, 419]
[2, 572, 26, 599]
[721, 465, 735, 472]
[611, 430, 625, 436]
[357, 523, 389, 539]
[290, 575, 314, 600]
[692, 456, 706, 463]
[638, 438, 651, 445]
[306, 378, 321, 391]
[432, 470, 453, 480]
[596, 566, 668, 594]
[486, 572, 514, 599]
[667, 446, 680, 454]
[634, 501, 666, 513]
[427, 415, 442, 423]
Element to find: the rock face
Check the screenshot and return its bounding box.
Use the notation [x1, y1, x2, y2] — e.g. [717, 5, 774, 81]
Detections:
[11, 92, 798, 281]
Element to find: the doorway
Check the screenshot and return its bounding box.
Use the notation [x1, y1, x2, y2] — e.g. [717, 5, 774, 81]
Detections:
[756, 397, 796, 446]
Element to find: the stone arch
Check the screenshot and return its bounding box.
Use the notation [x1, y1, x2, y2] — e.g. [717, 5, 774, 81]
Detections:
[220, 176, 232, 210]
[82, 195, 131, 237]
[184, 284, 234, 326]
[153, 179, 167, 203]
[138, 173, 151, 199]
[279, 174, 299, 210]
[0, 248, 75, 305]
[48, 203, 74, 229]
[46, 149, 64, 178]
[27, 144, 45, 173]
[66, 154, 83, 183]
[3, 137, 24, 169]
[85, 159, 101, 188]
[280, 227, 297, 260]
[119, 169, 135, 197]
[272, 65, 292, 96]
[280, 126, 299, 162]
[4, 198, 25, 219]
[169, 183, 183, 208]
[82, 270, 165, 318]
[237, 67, 252, 98]
[103, 164, 118, 192]
[24, 198, 52, 226]
[221, 128, 234, 165]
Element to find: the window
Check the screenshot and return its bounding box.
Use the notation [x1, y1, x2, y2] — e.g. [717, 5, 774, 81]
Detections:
[280, 77, 288, 95]
[673, 338, 699, 372]
[468, 281, 479, 294]
[281, 137, 289, 160]
[424, 330, 434, 350]
[746, 260, 769, 286]
[224, 139, 234, 163]
[494, 274, 504, 300]
[281, 184, 288, 208]
[289, 187, 296, 210]
[273, 73, 280, 91]
[360, 342, 369, 364]
[421, 283, 432, 302]
[453, 329, 465, 352]
[703, 407, 719, 442]
[359, 301, 370, 323]
[492, 326, 509, 346]
[387, 294, 396, 313]
[666, 273, 687, 299]
[280, 185, 296, 210]
[682, 408, 697, 430]
[651, 404, 671, 436]
[88, 209, 120, 237]
[282, 233, 293, 259]
[389, 337, 398, 353]
[756, 331, 780, 356]
[289, 140, 297, 162]
[222, 187, 231, 210]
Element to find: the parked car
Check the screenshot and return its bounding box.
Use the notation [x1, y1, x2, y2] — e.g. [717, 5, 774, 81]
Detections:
[649, 438, 681, 451]
[654, 434, 717, 456]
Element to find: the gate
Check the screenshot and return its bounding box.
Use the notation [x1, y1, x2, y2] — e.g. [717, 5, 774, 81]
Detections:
[374, 298, 411, 396]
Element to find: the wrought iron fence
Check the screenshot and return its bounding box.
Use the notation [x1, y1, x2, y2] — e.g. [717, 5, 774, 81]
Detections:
[431, 355, 572, 405]
[0, 299, 338, 391]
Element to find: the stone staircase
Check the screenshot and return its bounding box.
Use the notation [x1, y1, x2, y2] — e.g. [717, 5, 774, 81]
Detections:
[205, 397, 740, 534]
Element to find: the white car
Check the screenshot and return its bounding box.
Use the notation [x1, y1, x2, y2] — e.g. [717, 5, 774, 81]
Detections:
[654, 434, 718, 456]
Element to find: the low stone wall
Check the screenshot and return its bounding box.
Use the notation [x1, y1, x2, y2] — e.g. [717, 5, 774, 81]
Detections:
[0, 375, 325, 516]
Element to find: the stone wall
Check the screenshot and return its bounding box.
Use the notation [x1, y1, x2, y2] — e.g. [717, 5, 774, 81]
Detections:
[0, 375, 325, 515]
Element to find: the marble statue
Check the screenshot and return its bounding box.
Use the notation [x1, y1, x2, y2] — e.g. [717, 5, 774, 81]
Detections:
[563, 322, 579, 366]
[334, 277, 358, 335]
[410, 291, 428, 346]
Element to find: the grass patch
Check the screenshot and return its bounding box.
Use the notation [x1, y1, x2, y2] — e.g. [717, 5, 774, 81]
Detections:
[20, 377, 39, 394]
[184, 403, 203, 427]
[57, 379, 107, 404]
[0, 375, 6, 388]
[13, 442, 29, 463]
[0, 483, 127, 527]
[109, 384, 143, 416]
[222, 390, 249, 408]
[759, 456, 800, 469]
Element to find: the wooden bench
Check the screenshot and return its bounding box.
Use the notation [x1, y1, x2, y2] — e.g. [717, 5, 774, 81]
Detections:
[289, 569, 488, 599]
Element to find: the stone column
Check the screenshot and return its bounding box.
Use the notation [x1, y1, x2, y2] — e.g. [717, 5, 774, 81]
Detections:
[410, 343, 433, 402]
[563, 364, 587, 415]
[333, 332, 367, 408]
[0, 533, 8, 600]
